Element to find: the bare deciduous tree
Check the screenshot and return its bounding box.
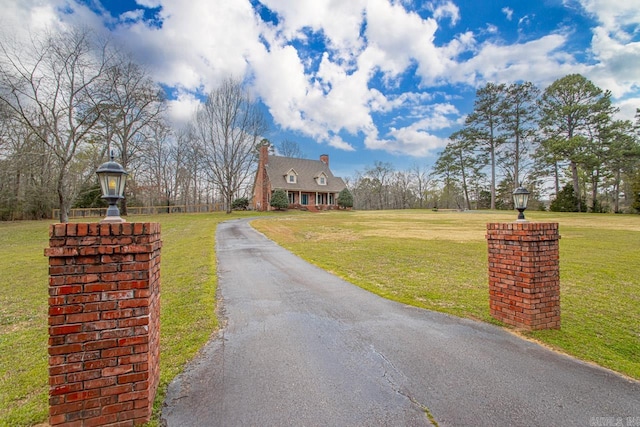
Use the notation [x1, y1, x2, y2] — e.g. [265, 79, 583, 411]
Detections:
[101, 55, 167, 214]
[136, 121, 176, 207]
[0, 27, 114, 222]
[277, 139, 305, 158]
[410, 163, 431, 209]
[194, 78, 267, 213]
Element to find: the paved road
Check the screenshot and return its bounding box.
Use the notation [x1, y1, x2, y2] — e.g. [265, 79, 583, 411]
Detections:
[162, 218, 639, 427]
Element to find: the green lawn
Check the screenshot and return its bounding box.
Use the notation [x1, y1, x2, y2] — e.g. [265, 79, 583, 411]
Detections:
[252, 210, 640, 380]
[1, 209, 638, 426]
[0, 212, 262, 427]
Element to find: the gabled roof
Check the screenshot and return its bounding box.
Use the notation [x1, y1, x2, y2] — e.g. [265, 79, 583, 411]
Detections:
[265, 156, 346, 192]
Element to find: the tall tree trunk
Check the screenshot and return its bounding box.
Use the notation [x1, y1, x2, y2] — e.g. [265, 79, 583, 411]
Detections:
[591, 173, 599, 212]
[58, 187, 69, 223]
[490, 146, 496, 209]
[514, 133, 520, 187]
[571, 160, 581, 212]
[121, 197, 128, 216]
[614, 170, 620, 213]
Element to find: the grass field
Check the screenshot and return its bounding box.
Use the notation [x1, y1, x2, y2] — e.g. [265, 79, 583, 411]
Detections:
[252, 210, 640, 380]
[0, 212, 262, 427]
[0, 209, 638, 426]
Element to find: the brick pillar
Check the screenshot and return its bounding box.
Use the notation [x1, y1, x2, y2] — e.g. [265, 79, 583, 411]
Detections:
[252, 140, 270, 211]
[45, 222, 161, 426]
[486, 222, 560, 330]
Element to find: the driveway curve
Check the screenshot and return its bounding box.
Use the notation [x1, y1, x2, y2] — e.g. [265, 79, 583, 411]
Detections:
[162, 217, 639, 427]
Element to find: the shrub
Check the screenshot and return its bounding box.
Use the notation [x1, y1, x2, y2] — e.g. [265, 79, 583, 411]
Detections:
[232, 197, 249, 210]
[270, 189, 289, 210]
[550, 183, 586, 212]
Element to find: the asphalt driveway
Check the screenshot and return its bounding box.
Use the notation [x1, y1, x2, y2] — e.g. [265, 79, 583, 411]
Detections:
[162, 217, 639, 426]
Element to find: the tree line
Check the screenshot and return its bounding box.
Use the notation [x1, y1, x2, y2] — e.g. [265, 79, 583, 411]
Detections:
[349, 76, 640, 213]
[0, 26, 264, 221]
[2, 26, 639, 221]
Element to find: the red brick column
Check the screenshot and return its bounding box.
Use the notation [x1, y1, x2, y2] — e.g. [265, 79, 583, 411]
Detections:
[486, 223, 560, 331]
[45, 223, 161, 426]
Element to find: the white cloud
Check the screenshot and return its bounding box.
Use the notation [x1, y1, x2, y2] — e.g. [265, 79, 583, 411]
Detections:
[135, 0, 162, 8]
[119, 10, 145, 22]
[614, 97, 640, 122]
[328, 135, 355, 151]
[369, 127, 449, 157]
[165, 90, 201, 126]
[0, 0, 103, 40]
[103, 0, 265, 94]
[573, 1, 640, 98]
[365, 103, 459, 157]
[448, 34, 584, 88]
[248, 0, 467, 154]
[365, 0, 439, 80]
[576, 0, 640, 43]
[259, 0, 367, 62]
[587, 34, 640, 97]
[365, 0, 468, 87]
[4, 0, 638, 161]
[518, 15, 532, 28]
[502, 7, 514, 21]
[430, 1, 460, 25]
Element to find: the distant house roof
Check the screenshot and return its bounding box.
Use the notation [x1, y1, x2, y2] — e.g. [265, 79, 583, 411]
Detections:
[265, 156, 346, 192]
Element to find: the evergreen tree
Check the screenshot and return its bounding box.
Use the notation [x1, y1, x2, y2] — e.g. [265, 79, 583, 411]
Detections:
[499, 82, 540, 189]
[538, 74, 616, 212]
[632, 171, 640, 214]
[464, 83, 506, 209]
[270, 189, 289, 210]
[337, 188, 354, 209]
[440, 130, 486, 210]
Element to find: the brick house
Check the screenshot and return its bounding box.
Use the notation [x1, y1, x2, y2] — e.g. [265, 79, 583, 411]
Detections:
[252, 141, 347, 211]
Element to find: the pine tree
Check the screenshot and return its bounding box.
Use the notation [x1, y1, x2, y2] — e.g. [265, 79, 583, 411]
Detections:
[337, 188, 354, 209]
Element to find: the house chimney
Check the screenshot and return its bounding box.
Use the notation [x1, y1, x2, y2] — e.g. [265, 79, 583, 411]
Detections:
[260, 140, 270, 165]
[320, 154, 329, 166]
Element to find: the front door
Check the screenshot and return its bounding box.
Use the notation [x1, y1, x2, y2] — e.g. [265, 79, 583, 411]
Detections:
[301, 194, 308, 205]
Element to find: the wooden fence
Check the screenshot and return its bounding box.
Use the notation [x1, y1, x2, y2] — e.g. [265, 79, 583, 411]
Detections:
[52, 204, 224, 220]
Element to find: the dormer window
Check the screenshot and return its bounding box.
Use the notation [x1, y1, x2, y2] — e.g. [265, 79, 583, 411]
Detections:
[286, 169, 298, 184]
[316, 172, 327, 186]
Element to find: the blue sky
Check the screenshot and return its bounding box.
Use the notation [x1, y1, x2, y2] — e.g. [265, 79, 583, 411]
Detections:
[3, 0, 639, 179]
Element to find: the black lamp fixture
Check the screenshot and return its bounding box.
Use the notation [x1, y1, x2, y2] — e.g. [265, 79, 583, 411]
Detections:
[513, 186, 530, 222]
[96, 150, 128, 223]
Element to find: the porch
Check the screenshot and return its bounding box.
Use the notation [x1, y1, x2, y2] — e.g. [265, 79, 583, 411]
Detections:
[285, 190, 339, 210]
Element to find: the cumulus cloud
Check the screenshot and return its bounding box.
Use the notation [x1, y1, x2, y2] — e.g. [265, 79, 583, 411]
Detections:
[259, 0, 367, 62]
[0, 0, 103, 39]
[450, 34, 584, 87]
[165, 90, 201, 126]
[117, 0, 264, 91]
[577, 0, 640, 42]
[366, 103, 459, 156]
[571, 0, 640, 102]
[3, 0, 639, 157]
[430, 1, 461, 25]
[615, 97, 640, 122]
